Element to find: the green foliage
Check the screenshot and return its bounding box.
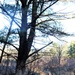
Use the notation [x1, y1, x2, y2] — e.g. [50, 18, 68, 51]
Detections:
[68, 41, 75, 58]
[49, 43, 59, 57]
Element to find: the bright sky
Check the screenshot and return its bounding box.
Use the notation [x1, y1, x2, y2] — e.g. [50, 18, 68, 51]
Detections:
[51, 1, 75, 33]
[51, 1, 75, 43]
[0, 1, 75, 44]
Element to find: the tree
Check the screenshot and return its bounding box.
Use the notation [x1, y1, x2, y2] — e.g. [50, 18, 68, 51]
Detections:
[45, 43, 68, 75]
[68, 41, 75, 58]
[0, 0, 70, 75]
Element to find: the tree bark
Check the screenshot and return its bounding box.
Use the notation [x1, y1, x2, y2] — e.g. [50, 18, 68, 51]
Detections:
[16, 0, 38, 75]
[16, 6, 28, 75]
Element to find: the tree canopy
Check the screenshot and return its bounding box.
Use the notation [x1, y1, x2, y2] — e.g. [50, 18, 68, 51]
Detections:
[0, 0, 73, 75]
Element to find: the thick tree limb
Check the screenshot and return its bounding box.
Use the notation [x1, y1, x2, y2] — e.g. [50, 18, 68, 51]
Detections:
[28, 0, 37, 52]
[28, 41, 53, 58]
[20, 0, 27, 8]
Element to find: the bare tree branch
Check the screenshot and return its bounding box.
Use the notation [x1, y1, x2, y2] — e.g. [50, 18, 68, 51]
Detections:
[0, 49, 17, 60]
[28, 41, 53, 58]
[0, 39, 18, 50]
[0, 5, 17, 63]
[26, 56, 42, 65]
[29, 0, 58, 28]
[36, 19, 54, 26]
[0, 5, 20, 28]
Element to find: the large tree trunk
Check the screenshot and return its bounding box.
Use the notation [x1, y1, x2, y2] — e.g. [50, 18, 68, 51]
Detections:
[16, 0, 37, 75]
[16, 6, 28, 75]
[16, 35, 28, 75]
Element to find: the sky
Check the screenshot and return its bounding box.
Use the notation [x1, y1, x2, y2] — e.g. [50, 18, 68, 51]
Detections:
[0, 0, 75, 44]
[0, 0, 75, 31]
[50, 1, 75, 43]
[51, 1, 75, 33]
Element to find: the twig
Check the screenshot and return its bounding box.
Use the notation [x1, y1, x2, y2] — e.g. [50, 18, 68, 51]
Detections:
[0, 49, 17, 60]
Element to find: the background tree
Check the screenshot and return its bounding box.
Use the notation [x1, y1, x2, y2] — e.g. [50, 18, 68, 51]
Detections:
[68, 41, 75, 58]
[44, 43, 69, 75]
